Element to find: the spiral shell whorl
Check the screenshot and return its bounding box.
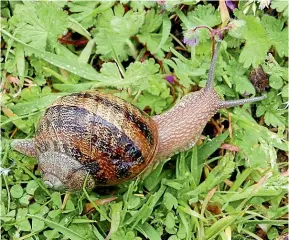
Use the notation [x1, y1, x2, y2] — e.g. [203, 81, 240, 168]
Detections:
[34, 92, 158, 185]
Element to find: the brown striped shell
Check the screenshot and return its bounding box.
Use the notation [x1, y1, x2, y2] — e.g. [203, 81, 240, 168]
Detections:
[34, 91, 158, 186]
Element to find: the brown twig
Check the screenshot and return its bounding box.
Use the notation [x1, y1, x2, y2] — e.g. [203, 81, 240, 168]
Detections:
[58, 38, 89, 46]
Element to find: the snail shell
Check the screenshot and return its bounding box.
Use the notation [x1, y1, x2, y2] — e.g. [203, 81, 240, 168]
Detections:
[34, 91, 158, 186]
[11, 41, 266, 191]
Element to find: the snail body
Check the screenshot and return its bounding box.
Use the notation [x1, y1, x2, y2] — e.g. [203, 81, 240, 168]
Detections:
[11, 42, 265, 191]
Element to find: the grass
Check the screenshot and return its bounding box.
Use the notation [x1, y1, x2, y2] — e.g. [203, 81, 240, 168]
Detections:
[1, 1, 288, 239]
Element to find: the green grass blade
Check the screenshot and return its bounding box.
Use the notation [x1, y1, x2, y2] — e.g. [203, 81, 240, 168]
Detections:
[15, 43, 25, 86]
[27, 214, 85, 240]
[136, 222, 161, 240]
[1, 29, 101, 81]
[198, 130, 229, 163]
[153, 15, 171, 54]
[78, 38, 95, 64]
[106, 202, 122, 239]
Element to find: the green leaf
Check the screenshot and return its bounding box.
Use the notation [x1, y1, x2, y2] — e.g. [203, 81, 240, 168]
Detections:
[262, 15, 288, 57]
[189, 146, 202, 186]
[28, 214, 85, 240]
[10, 2, 68, 52]
[68, 222, 98, 239]
[127, 194, 141, 210]
[97, 59, 170, 113]
[129, 1, 156, 11]
[256, 90, 286, 128]
[10, 184, 23, 199]
[26, 180, 39, 195]
[267, 227, 280, 240]
[198, 131, 229, 163]
[94, 4, 144, 61]
[187, 153, 235, 197]
[154, 15, 171, 53]
[163, 192, 178, 211]
[48, 209, 62, 219]
[9, 94, 65, 116]
[108, 202, 122, 238]
[53, 82, 96, 92]
[179, 4, 221, 43]
[139, 9, 162, 34]
[271, 0, 288, 17]
[1, 29, 101, 81]
[97, 62, 123, 85]
[29, 203, 49, 216]
[68, 16, 91, 40]
[19, 194, 31, 206]
[143, 158, 171, 190]
[1, 210, 16, 222]
[67, 2, 99, 29]
[235, 13, 270, 67]
[269, 74, 283, 89]
[32, 218, 45, 232]
[44, 230, 60, 239]
[136, 222, 161, 240]
[138, 10, 173, 59]
[177, 206, 207, 221]
[165, 212, 176, 229]
[164, 49, 206, 88]
[16, 208, 31, 231]
[224, 57, 256, 95]
[205, 215, 236, 239]
[51, 192, 62, 209]
[15, 43, 25, 85]
[68, 1, 115, 30]
[78, 38, 95, 64]
[281, 84, 288, 97]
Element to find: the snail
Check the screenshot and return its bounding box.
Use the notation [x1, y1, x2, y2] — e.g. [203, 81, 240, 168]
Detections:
[11, 41, 265, 191]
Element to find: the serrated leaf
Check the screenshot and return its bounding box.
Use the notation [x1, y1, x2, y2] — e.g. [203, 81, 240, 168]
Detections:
[94, 5, 144, 61]
[262, 15, 288, 57]
[129, 1, 156, 11]
[271, 0, 289, 17]
[237, 15, 270, 67]
[10, 2, 68, 52]
[224, 57, 255, 95]
[139, 9, 162, 34]
[67, 2, 99, 29]
[97, 59, 170, 112]
[138, 12, 172, 59]
[1, 29, 101, 81]
[256, 90, 286, 128]
[179, 4, 221, 43]
[164, 50, 206, 88]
